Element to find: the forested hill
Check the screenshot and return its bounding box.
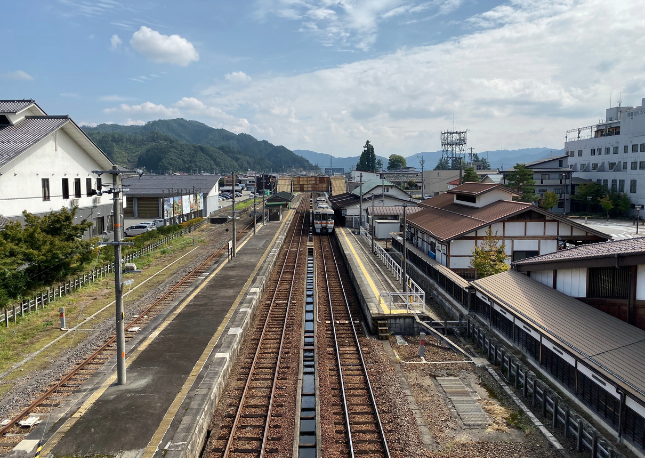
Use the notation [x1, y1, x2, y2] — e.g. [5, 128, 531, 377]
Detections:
[83, 119, 312, 173]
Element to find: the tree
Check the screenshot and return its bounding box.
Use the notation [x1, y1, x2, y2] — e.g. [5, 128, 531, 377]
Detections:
[506, 164, 537, 202]
[470, 228, 510, 279]
[406, 179, 417, 189]
[539, 191, 559, 211]
[472, 153, 491, 170]
[599, 196, 614, 220]
[462, 167, 479, 183]
[434, 157, 450, 170]
[356, 140, 377, 172]
[572, 182, 605, 207]
[375, 159, 383, 171]
[608, 192, 631, 217]
[387, 154, 407, 170]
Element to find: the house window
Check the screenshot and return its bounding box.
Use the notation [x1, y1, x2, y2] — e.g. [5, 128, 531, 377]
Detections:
[624, 162, 628, 169]
[596, 179, 602, 185]
[619, 180, 625, 192]
[640, 162, 645, 170]
[641, 144, 645, 152]
[541, 173, 549, 182]
[74, 178, 81, 198]
[613, 146, 618, 154]
[632, 144, 638, 152]
[611, 179, 617, 192]
[605, 147, 610, 155]
[591, 163, 598, 170]
[86, 178, 93, 197]
[624, 145, 628, 153]
[97, 177, 102, 192]
[554, 188, 564, 195]
[591, 149, 596, 156]
[578, 150, 582, 157]
[558, 159, 564, 167]
[589, 266, 629, 299]
[630, 180, 637, 193]
[602, 179, 608, 189]
[95, 216, 105, 234]
[538, 188, 547, 193]
[455, 194, 476, 203]
[608, 162, 616, 170]
[42, 178, 50, 201]
[512, 251, 539, 262]
[557, 202, 565, 208]
[62, 178, 69, 199]
[632, 161, 638, 170]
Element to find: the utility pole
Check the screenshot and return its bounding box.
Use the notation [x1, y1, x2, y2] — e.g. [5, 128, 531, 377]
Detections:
[419, 155, 425, 199]
[262, 192, 266, 226]
[231, 171, 236, 257]
[402, 204, 408, 294]
[371, 195, 375, 253]
[359, 173, 363, 229]
[253, 191, 257, 235]
[92, 165, 136, 385]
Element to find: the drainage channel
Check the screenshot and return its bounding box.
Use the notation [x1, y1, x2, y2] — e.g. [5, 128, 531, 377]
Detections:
[297, 242, 319, 457]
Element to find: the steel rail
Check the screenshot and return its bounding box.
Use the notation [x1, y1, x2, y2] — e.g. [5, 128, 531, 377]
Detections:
[0, 220, 255, 438]
[323, 234, 391, 458]
[222, 200, 305, 457]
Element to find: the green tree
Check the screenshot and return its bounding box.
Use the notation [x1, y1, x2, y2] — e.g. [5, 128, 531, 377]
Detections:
[387, 154, 407, 170]
[506, 164, 537, 202]
[375, 159, 383, 171]
[472, 153, 491, 170]
[599, 195, 614, 220]
[572, 182, 606, 207]
[462, 167, 479, 183]
[406, 179, 417, 189]
[608, 192, 631, 217]
[356, 140, 377, 172]
[470, 228, 510, 279]
[539, 191, 559, 211]
[434, 157, 450, 170]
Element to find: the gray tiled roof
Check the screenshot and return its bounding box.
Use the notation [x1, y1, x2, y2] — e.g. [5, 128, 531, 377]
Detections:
[0, 215, 9, 230]
[0, 100, 36, 114]
[122, 174, 221, 196]
[514, 237, 645, 265]
[0, 116, 69, 168]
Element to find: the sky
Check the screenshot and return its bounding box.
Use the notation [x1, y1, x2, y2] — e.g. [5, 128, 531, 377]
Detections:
[2, 0, 644, 157]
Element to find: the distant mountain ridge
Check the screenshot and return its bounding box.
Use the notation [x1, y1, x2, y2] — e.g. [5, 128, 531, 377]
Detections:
[84, 119, 312, 173]
[293, 147, 564, 171]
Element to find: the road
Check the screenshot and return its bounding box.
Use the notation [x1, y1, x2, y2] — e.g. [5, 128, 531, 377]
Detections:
[578, 218, 644, 240]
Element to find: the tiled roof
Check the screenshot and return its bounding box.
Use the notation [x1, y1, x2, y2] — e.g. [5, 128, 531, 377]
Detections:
[523, 155, 568, 167]
[472, 270, 645, 398]
[0, 215, 9, 230]
[0, 99, 36, 114]
[0, 116, 69, 168]
[366, 206, 422, 216]
[446, 182, 515, 196]
[329, 192, 360, 209]
[351, 178, 395, 196]
[122, 174, 221, 196]
[447, 178, 460, 185]
[514, 237, 645, 266]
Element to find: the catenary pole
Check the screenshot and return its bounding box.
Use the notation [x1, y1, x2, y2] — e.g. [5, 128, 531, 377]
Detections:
[371, 195, 375, 253]
[231, 171, 236, 257]
[402, 204, 408, 295]
[359, 173, 363, 229]
[112, 165, 126, 385]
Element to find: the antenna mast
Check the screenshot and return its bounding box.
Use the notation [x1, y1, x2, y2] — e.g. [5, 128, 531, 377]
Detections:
[440, 130, 467, 170]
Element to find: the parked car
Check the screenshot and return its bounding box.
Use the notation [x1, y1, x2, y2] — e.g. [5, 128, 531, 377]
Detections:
[140, 221, 157, 229]
[153, 219, 165, 228]
[124, 225, 151, 237]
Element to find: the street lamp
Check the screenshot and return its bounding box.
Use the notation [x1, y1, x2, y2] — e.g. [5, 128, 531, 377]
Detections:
[636, 205, 642, 235]
[560, 173, 568, 216]
[586, 196, 592, 224]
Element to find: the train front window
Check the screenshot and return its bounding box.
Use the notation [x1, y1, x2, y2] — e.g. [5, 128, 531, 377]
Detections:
[314, 213, 321, 222]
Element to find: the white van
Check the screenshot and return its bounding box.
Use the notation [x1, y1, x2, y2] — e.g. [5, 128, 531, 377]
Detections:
[124, 225, 150, 237]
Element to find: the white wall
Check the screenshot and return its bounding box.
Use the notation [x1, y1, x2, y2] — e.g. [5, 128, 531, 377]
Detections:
[0, 129, 104, 217]
[531, 270, 554, 288]
[637, 265, 645, 301]
[540, 240, 557, 254]
[556, 268, 587, 297]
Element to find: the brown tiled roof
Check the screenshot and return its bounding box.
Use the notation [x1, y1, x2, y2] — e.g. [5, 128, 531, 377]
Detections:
[514, 237, 645, 266]
[446, 182, 515, 196]
[472, 270, 645, 399]
[366, 206, 422, 216]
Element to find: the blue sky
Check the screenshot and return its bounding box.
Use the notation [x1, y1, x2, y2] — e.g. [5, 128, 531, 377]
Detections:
[2, 0, 644, 157]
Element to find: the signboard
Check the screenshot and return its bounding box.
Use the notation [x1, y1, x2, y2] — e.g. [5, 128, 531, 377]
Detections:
[164, 197, 173, 218]
[182, 194, 190, 215]
[198, 193, 204, 211]
[190, 194, 198, 212]
[173, 196, 182, 216]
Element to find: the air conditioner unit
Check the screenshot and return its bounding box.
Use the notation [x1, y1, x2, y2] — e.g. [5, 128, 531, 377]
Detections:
[71, 199, 80, 207]
[93, 196, 101, 205]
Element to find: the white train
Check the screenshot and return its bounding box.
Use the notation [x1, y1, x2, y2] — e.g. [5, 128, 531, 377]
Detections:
[313, 194, 335, 234]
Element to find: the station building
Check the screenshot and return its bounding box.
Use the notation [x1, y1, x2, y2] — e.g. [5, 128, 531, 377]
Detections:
[407, 182, 609, 278]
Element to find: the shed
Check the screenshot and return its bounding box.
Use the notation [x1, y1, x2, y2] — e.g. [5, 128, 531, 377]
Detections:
[266, 192, 294, 208]
[374, 220, 400, 240]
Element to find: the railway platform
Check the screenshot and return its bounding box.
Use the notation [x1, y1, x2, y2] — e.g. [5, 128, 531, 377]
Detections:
[334, 226, 431, 335]
[9, 202, 299, 458]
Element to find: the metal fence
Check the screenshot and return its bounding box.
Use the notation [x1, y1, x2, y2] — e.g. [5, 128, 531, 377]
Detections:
[358, 227, 425, 313]
[467, 319, 623, 458]
[1, 223, 201, 328]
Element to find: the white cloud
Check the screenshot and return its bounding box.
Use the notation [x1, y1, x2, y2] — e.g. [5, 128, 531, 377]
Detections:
[225, 71, 252, 83]
[99, 95, 135, 102]
[60, 92, 80, 98]
[124, 119, 146, 126]
[110, 34, 123, 51]
[4, 70, 34, 81]
[130, 26, 199, 66]
[195, 0, 645, 154]
[103, 101, 181, 117]
[79, 121, 99, 127]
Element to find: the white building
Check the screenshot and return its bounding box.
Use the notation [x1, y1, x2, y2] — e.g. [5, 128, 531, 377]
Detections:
[0, 100, 115, 237]
[565, 97, 645, 209]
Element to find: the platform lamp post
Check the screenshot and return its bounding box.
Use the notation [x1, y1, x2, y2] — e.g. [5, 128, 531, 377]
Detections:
[92, 165, 140, 385]
[230, 171, 237, 257]
[636, 205, 642, 235]
[586, 196, 592, 224]
[402, 204, 408, 295]
[253, 191, 257, 235]
[371, 195, 375, 253]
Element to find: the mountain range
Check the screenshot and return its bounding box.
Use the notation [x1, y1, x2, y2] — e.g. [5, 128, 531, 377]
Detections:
[83, 119, 313, 174]
[294, 147, 565, 171]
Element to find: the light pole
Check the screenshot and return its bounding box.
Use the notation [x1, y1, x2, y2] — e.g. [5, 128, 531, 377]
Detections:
[560, 173, 568, 216]
[402, 204, 408, 294]
[253, 191, 257, 235]
[586, 196, 591, 224]
[636, 205, 642, 235]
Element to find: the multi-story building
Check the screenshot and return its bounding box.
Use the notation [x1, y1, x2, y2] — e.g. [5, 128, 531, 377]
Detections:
[0, 99, 115, 238]
[500, 156, 572, 213]
[565, 98, 645, 209]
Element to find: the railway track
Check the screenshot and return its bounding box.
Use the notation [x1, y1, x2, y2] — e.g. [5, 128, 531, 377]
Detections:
[317, 234, 390, 458]
[209, 199, 306, 458]
[0, 220, 256, 451]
